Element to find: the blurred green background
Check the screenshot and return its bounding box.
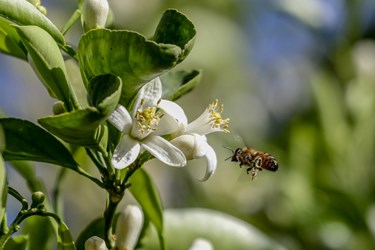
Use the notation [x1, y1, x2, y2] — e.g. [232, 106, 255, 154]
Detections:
[2, 0, 375, 249]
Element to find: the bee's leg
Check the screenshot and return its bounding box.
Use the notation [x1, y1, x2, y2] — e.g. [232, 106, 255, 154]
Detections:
[246, 167, 252, 174]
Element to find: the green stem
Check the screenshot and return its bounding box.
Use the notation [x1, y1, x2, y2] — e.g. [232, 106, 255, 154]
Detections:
[103, 196, 120, 249]
[53, 168, 67, 218]
[61, 9, 82, 35]
[8, 187, 28, 210]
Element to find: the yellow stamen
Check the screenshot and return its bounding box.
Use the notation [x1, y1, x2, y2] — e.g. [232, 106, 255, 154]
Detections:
[135, 99, 163, 133]
[207, 99, 230, 133]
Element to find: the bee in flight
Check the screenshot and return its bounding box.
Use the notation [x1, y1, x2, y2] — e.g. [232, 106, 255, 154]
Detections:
[226, 147, 279, 180]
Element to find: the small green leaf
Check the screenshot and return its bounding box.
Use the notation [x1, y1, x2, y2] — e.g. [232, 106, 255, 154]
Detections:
[153, 9, 196, 63]
[57, 221, 76, 250]
[15, 25, 77, 111]
[0, 154, 7, 227]
[139, 209, 286, 250]
[0, 0, 65, 45]
[77, 9, 196, 106]
[129, 168, 165, 249]
[0, 17, 27, 59]
[3, 235, 29, 250]
[88, 74, 122, 116]
[75, 217, 105, 250]
[38, 108, 108, 151]
[0, 118, 79, 170]
[161, 70, 202, 101]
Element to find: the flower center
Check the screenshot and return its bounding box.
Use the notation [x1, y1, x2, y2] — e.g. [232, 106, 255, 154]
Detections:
[135, 99, 164, 133]
[207, 99, 230, 133]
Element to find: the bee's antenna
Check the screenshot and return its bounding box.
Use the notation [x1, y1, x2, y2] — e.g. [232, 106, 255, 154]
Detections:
[223, 146, 235, 161]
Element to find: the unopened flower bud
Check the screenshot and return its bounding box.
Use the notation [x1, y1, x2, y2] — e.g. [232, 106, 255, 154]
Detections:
[84, 236, 107, 250]
[188, 238, 214, 250]
[115, 205, 144, 250]
[82, 0, 109, 32]
[171, 133, 208, 160]
[31, 191, 45, 208]
[52, 101, 66, 115]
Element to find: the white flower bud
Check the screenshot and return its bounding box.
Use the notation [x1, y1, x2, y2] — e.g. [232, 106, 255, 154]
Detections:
[115, 205, 144, 250]
[188, 238, 214, 250]
[82, 0, 109, 32]
[171, 133, 208, 160]
[84, 236, 107, 250]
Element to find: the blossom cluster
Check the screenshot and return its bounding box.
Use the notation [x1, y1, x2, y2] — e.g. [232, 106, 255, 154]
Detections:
[108, 77, 229, 181]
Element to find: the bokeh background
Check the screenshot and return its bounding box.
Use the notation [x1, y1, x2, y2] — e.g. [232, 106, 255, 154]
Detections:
[2, 0, 375, 249]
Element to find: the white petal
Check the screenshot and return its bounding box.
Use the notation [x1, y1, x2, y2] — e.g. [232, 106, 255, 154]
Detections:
[108, 105, 133, 133]
[192, 134, 209, 158]
[85, 236, 107, 250]
[198, 142, 217, 182]
[158, 99, 188, 126]
[112, 135, 141, 169]
[142, 135, 186, 167]
[132, 78, 162, 115]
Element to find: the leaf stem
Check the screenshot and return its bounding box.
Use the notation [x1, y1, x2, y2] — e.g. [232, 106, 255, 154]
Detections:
[8, 187, 28, 210]
[61, 9, 82, 35]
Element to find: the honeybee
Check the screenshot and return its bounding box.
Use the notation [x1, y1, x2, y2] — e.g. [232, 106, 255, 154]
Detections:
[226, 147, 279, 180]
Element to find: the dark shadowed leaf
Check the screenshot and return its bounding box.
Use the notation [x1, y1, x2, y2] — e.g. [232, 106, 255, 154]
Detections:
[88, 74, 122, 116]
[0, 118, 78, 170]
[161, 70, 201, 101]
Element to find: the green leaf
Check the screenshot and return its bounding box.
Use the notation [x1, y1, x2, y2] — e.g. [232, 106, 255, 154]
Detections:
[0, 118, 79, 170]
[0, 0, 65, 45]
[75, 217, 105, 250]
[129, 168, 165, 249]
[57, 221, 76, 250]
[139, 209, 286, 250]
[3, 235, 29, 250]
[0, 17, 27, 59]
[152, 9, 196, 63]
[38, 108, 108, 151]
[77, 9, 196, 106]
[22, 216, 55, 250]
[0, 155, 7, 227]
[15, 25, 77, 111]
[88, 74, 122, 116]
[161, 70, 202, 101]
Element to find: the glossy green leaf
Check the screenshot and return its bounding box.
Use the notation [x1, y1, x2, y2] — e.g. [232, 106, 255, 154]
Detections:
[57, 221, 76, 250]
[75, 217, 105, 250]
[0, 0, 65, 45]
[129, 168, 165, 249]
[0, 17, 27, 59]
[22, 216, 55, 250]
[0, 118, 79, 170]
[0, 154, 7, 227]
[152, 9, 196, 63]
[139, 209, 286, 250]
[15, 25, 77, 111]
[88, 74, 122, 116]
[38, 108, 108, 150]
[3, 235, 29, 250]
[77, 9, 196, 106]
[161, 70, 201, 101]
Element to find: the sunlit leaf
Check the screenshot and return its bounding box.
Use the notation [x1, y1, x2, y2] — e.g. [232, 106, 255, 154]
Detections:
[88, 74, 122, 116]
[38, 108, 108, 151]
[0, 0, 65, 45]
[0, 118, 79, 170]
[0, 17, 27, 59]
[77, 9, 196, 106]
[3, 235, 29, 250]
[161, 70, 201, 101]
[75, 217, 105, 250]
[129, 168, 165, 250]
[57, 221, 76, 250]
[138, 208, 286, 250]
[15, 25, 76, 111]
